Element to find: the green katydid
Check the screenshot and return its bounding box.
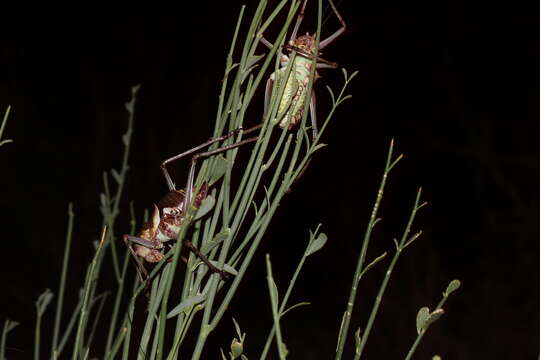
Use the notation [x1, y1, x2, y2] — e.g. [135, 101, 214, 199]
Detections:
[261, 0, 346, 138]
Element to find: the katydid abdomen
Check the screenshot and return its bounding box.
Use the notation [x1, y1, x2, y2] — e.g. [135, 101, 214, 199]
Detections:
[271, 55, 315, 130]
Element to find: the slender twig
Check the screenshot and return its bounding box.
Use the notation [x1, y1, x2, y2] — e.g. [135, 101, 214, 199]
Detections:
[51, 203, 75, 357]
[335, 140, 402, 360]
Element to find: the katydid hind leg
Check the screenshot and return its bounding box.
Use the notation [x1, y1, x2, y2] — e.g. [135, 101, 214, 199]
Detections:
[290, 0, 310, 42]
[184, 240, 229, 280]
[319, 0, 346, 50]
[182, 135, 259, 213]
[260, 37, 274, 50]
[160, 127, 246, 191]
[123, 234, 150, 282]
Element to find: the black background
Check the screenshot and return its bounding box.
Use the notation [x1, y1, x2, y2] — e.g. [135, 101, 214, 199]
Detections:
[1, 0, 539, 358]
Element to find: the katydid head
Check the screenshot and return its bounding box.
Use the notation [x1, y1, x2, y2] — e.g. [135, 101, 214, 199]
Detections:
[133, 205, 164, 263]
[291, 32, 318, 56]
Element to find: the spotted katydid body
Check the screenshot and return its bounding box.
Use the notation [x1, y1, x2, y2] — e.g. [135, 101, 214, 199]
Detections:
[123, 126, 260, 281]
[262, 0, 346, 137]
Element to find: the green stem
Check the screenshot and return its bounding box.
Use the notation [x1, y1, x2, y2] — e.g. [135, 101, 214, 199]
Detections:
[404, 281, 458, 360]
[51, 203, 74, 357]
[335, 140, 400, 360]
[72, 228, 106, 360]
[354, 189, 424, 360]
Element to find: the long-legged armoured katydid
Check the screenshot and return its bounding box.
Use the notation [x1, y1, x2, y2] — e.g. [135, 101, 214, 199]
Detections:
[123, 126, 260, 282]
[261, 0, 346, 138]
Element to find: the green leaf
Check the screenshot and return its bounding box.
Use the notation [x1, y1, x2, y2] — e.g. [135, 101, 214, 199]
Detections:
[424, 309, 444, 329]
[268, 277, 279, 309]
[208, 261, 238, 276]
[279, 343, 288, 357]
[220, 348, 227, 360]
[167, 295, 206, 318]
[354, 327, 362, 355]
[232, 317, 243, 340]
[416, 307, 444, 334]
[416, 307, 430, 334]
[357, 252, 387, 282]
[349, 70, 359, 81]
[3, 320, 19, 333]
[122, 133, 130, 145]
[445, 279, 461, 296]
[209, 155, 229, 186]
[281, 302, 310, 317]
[305, 233, 327, 256]
[36, 289, 54, 316]
[111, 169, 121, 184]
[246, 53, 264, 69]
[200, 228, 231, 255]
[194, 195, 216, 220]
[99, 193, 107, 208]
[326, 85, 336, 105]
[311, 143, 328, 153]
[336, 312, 348, 352]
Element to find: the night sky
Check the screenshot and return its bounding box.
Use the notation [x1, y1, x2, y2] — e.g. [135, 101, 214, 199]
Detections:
[1, 0, 539, 358]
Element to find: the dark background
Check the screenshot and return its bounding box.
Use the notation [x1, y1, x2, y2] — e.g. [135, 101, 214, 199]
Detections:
[1, 0, 539, 358]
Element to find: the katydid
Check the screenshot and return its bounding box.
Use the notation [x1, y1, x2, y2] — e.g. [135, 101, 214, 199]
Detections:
[261, 0, 346, 138]
[123, 126, 260, 281]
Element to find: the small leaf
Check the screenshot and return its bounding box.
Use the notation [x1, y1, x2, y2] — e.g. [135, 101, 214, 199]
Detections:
[337, 94, 353, 105]
[209, 155, 229, 186]
[111, 169, 121, 184]
[99, 193, 107, 207]
[131, 84, 141, 95]
[354, 327, 362, 354]
[122, 133, 130, 146]
[336, 311, 347, 352]
[200, 228, 230, 255]
[311, 143, 328, 153]
[224, 63, 239, 79]
[445, 279, 461, 296]
[208, 261, 238, 276]
[220, 348, 227, 360]
[35, 289, 54, 316]
[416, 307, 445, 334]
[194, 195, 216, 220]
[280, 343, 288, 357]
[423, 309, 445, 330]
[281, 302, 310, 317]
[268, 277, 279, 308]
[167, 295, 205, 318]
[305, 233, 327, 256]
[393, 238, 400, 251]
[124, 102, 133, 113]
[357, 252, 387, 282]
[246, 53, 264, 69]
[416, 307, 430, 334]
[232, 317, 243, 340]
[326, 85, 336, 105]
[4, 319, 19, 333]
